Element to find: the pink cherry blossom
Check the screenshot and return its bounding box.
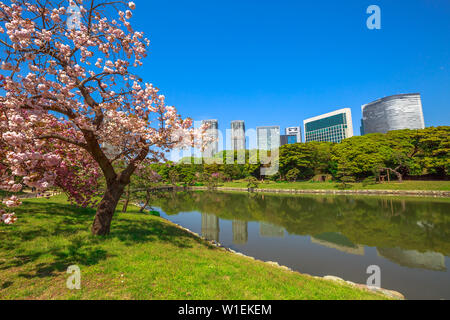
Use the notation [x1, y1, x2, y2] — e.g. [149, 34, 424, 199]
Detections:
[1, 212, 17, 225]
[0, 1, 206, 232]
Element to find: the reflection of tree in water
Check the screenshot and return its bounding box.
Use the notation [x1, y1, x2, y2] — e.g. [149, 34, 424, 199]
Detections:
[150, 192, 450, 256]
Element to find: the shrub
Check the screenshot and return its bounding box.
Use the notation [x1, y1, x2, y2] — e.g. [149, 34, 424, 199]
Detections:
[286, 168, 300, 182]
[246, 176, 260, 190]
[337, 176, 355, 190]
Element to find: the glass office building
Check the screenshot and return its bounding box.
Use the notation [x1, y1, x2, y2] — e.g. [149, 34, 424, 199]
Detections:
[361, 93, 425, 135]
[303, 108, 354, 143]
[231, 120, 246, 151]
[280, 134, 299, 146]
[257, 126, 280, 150]
[285, 127, 302, 143]
[201, 119, 219, 158]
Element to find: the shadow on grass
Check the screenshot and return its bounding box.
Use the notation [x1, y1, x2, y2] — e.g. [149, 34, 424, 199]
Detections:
[0, 199, 215, 279]
[1, 281, 13, 289]
[110, 217, 207, 249]
[18, 237, 110, 279]
[1, 234, 111, 279]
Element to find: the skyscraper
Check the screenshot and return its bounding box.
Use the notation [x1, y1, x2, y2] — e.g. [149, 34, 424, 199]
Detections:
[257, 126, 280, 150]
[280, 126, 302, 145]
[231, 120, 246, 151]
[285, 127, 302, 143]
[303, 108, 353, 143]
[361, 93, 425, 135]
[201, 119, 219, 158]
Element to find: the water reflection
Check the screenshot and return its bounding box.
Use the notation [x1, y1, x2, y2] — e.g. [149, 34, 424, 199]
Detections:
[377, 248, 446, 272]
[149, 191, 450, 299]
[311, 233, 365, 256]
[201, 213, 220, 243]
[260, 223, 285, 238]
[232, 221, 248, 245]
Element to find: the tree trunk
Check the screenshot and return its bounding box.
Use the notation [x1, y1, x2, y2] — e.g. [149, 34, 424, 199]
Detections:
[122, 185, 130, 213]
[92, 183, 125, 236]
[140, 190, 150, 213]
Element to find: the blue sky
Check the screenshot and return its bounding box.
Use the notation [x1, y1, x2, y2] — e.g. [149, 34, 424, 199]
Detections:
[132, 0, 450, 137]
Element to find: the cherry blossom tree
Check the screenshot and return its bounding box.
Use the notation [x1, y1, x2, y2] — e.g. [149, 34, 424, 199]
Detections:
[0, 111, 102, 223]
[0, 0, 204, 235]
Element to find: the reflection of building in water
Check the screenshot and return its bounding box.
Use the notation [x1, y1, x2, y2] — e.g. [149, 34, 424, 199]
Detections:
[259, 223, 285, 238]
[201, 214, 220, 242]
[232, 220, 248, 245]
[311, 232, 364, 256]
[377, 248, 446, 271]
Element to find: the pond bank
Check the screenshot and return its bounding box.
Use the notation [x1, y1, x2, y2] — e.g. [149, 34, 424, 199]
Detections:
[0, 194, 390, 300]
[188, 186, 450, 197]
[166, 217, 405, 300]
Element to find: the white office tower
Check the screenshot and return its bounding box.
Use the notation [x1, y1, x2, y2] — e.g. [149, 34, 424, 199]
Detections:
[231, 120, 246, 151]
[257, 126, 281, 151]
[285, 127, 302, 143]
[304, 108, 354, 143]
[201, 119, 219, 159]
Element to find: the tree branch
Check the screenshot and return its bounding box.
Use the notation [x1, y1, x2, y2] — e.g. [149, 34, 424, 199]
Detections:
[37, 134, 88, 149]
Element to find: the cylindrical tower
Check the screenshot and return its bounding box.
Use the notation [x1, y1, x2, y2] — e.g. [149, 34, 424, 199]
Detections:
[361, 93, 425, 135]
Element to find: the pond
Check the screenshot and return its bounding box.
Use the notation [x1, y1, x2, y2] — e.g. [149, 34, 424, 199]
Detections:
[150, 191, 450, 300]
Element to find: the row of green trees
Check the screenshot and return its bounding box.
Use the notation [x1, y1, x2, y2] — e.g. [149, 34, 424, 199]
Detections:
[148, 127, 449, 184]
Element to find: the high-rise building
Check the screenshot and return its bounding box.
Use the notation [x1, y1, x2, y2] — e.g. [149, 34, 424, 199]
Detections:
[257, 126, 280, 150]
[361, 93, 425, 135]
[285, 127, 302, 143]
[201, 119, 219, 158]
[231, 120, 246, 151]
[304, 108, 353, 143]
[280, 135, 297, 146]
[280, 126, 302, 146]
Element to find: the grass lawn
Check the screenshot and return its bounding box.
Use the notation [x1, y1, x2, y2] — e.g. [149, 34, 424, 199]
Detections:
[222, 180, 450, 191]
[0, 195, 387, 300]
